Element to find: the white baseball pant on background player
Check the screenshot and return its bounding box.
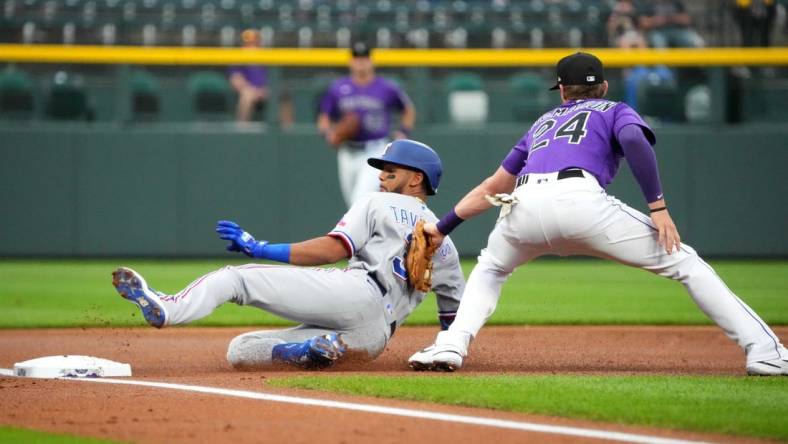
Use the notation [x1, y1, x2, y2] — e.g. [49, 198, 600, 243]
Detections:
[337, 138, 389, 207]
[433, 171, 787, 370]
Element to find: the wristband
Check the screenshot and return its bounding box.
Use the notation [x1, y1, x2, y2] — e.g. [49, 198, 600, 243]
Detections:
[436, 209, 464, 235]
[649, 206, 667, 213]
[253, 242, 291, 263]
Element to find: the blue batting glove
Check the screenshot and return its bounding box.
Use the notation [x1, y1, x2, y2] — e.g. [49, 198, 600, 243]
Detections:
[216, 220, 267, 258]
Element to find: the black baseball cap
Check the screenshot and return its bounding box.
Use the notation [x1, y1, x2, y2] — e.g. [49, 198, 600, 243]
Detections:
[351, 42, 372, 58]
[549, 52, 605, 90]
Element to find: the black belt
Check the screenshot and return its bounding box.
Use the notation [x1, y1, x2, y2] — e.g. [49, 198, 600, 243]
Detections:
[516, 168, 585, 187]
[367, 272, 386, 296]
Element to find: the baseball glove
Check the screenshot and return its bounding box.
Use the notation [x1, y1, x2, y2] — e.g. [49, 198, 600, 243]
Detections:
[330, 112, 361, 146]
[405, 220, 440, 292]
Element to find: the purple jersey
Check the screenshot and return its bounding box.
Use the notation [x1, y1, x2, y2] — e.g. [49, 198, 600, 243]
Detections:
[501, 99, 655, 188]
[228, 65, 267, 89]
[319, 76, 411, 142]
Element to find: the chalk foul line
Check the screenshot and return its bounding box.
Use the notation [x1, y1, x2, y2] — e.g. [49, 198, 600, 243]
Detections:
[1, 371, 712, 444]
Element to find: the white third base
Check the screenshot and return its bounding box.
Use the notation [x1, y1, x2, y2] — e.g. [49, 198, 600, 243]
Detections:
[13, 355, 132, 378]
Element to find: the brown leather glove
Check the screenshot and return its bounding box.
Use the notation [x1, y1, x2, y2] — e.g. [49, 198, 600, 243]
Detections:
[406, 220, 440, 292]
[329, 112, 361, 146]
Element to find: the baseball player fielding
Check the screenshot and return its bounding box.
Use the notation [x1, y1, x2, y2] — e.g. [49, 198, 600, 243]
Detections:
[409, 52, 788, 376]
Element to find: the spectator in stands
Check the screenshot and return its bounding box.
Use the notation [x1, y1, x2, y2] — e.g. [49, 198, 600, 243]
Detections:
[617, 29, 675, 110]
[732, 0, 777, 46]
[607, 0, 639, 45]
[228, 29, 268, 122]
[635, 0, 704, 48]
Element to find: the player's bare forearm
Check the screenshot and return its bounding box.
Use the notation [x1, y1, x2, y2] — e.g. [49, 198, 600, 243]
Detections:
[648, 199, 682, 255]
[401, 105, 416, 132]
[454, 167, 516, 220]
[289, 236, 349, 266]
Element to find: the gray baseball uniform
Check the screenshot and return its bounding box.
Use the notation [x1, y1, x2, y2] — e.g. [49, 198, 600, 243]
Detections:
[151, 192, 464, 368]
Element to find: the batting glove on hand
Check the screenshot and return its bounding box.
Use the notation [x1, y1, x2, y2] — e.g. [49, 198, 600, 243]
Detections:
[216, 220, 267, 258]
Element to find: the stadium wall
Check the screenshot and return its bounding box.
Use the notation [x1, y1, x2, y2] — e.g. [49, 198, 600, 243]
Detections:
[1, 123, 786, 257]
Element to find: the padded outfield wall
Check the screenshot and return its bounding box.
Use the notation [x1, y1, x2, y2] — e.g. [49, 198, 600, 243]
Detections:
[1, 122, 786, 258]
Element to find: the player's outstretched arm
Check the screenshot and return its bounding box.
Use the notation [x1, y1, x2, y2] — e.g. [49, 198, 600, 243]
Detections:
[216, 221, 347, 265]
[289, 236, 349, 266]
[427, 167, 517, 243]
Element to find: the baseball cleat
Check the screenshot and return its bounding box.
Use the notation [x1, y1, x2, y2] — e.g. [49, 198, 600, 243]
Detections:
[408, 344, 464, 372]
[746, 357, 788, 376]
[272, 333, 348, 369]
[111, 267, 168, 328]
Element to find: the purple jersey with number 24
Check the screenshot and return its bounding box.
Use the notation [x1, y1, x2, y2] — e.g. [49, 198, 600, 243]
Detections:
[502, 99, 655, 188]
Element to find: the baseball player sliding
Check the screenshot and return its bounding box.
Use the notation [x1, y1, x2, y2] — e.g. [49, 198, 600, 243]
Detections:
[317, 42, 416, 208]
[409, 52, 787, 376]
[112, 140, 463, 369]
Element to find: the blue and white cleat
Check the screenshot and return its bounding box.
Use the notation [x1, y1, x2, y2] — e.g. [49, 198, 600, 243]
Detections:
[111, 267, 168, 328]
[272, 333, 348, 369]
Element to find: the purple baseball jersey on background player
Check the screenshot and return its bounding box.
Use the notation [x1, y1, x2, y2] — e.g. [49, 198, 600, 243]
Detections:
[228, 65, 268, 88]
[319, 77, 411, 142]
[501, 99, 655, 188]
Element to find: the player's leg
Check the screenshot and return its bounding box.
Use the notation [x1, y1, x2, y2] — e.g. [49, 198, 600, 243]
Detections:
[227, 321, 389, 369]
[349, 139, 388, 204]
[410, 205, 544, 371]
[567, 193, 787, 374]
[113, 264, 385, 328]
[337, 145, 362, 208]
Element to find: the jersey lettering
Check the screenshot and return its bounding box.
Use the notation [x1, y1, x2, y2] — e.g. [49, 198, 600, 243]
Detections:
[554, 111, 590, 144]
[389, 206, 420, 227]
[529, 111, 591, 154]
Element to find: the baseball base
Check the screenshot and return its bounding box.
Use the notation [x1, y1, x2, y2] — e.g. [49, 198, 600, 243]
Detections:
[13, 355, 132, 378]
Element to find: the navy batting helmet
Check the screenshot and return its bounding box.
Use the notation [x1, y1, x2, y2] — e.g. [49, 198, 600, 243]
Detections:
[367, 139, 443, 195]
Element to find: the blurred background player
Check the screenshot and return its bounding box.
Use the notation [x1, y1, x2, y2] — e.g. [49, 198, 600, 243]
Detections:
[317, 42, 417, 208]
[111, 139, 463, 370]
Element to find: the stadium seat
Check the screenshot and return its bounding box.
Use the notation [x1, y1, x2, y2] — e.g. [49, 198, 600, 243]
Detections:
[0, 68, 35, 119]
[186, 70, 230, 120]
[637, 82, 684, 123]
[129, 69, 160, 121]
[45, 71, 93, 120]
[445, 72, 488, 124]
[508, 71, 548, 122]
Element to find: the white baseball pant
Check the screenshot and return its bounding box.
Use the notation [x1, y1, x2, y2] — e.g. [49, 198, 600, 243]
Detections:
[337, 138, 389, 208]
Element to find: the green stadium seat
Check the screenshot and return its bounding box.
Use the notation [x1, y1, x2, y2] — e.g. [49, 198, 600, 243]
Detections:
[0, 68, 35, 119]
[129, 69, 160, 121]
[445, 72, 487, 123]
[45, 71, 93, 121]
[186, 70, 230, 120]
[508, 71, 549, 122]
[637, 82, 684, 123]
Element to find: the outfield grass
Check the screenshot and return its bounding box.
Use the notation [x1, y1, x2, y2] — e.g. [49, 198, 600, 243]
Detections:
[270, 374, 788, 440]
[0, 259, 786, 328]
[0, 426, 120, 443]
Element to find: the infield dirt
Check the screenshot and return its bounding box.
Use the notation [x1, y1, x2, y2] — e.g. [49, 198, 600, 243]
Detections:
[1, 326, 785, 444]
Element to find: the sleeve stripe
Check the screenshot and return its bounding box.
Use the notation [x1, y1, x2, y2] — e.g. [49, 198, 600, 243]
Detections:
[328, 231, 355, 257]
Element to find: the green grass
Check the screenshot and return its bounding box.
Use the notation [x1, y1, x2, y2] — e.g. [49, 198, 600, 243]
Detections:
[0, 426, 120, 443]
[0, 259, 786, 328]
[270, 374, 788, 441]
